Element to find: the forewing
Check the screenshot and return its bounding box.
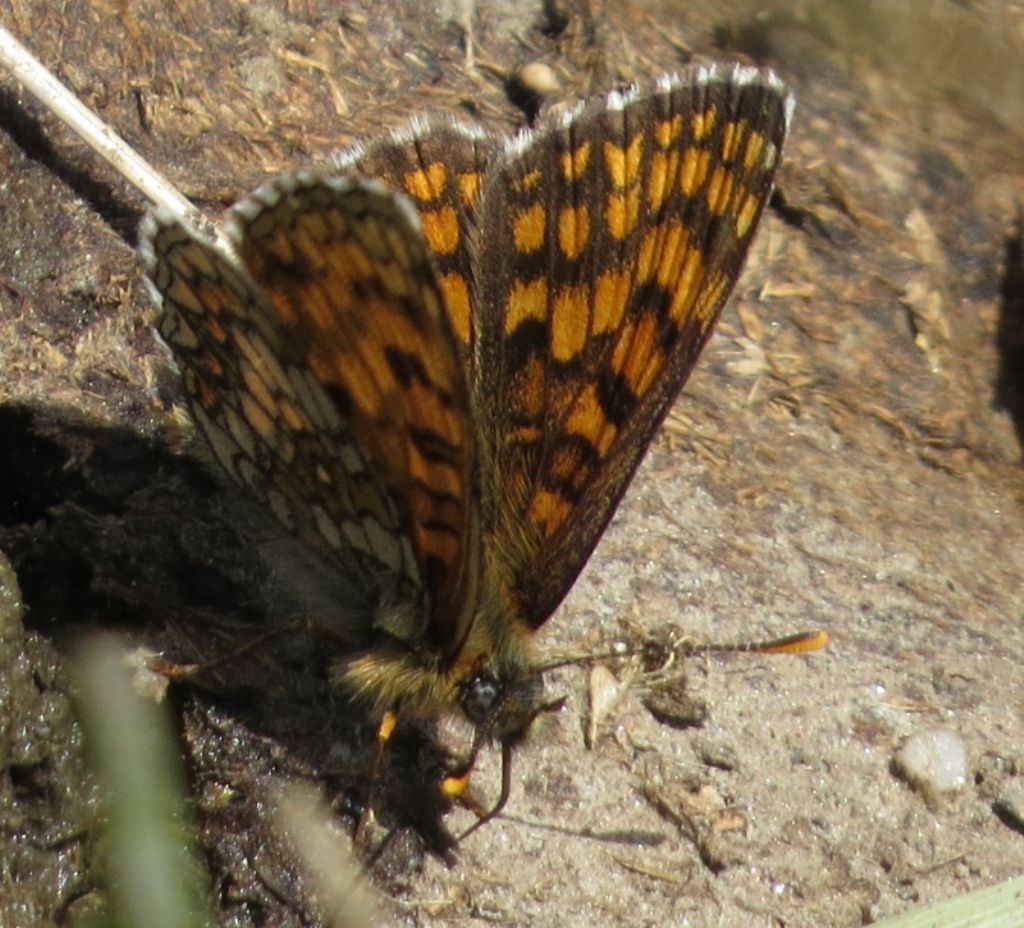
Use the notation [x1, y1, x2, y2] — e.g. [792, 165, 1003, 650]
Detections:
[338, 118, 500, 375]
[142, 174, 477, 644]
[474, 66, 792, 627]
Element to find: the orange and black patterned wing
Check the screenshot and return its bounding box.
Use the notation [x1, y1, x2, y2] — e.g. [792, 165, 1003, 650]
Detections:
[337, 118, 501, 378]
[474, 66, 792, 627]
[142, 174, 478, 644]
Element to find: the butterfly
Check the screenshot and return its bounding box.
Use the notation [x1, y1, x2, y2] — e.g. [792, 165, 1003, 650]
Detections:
[140, 63, 792, 839]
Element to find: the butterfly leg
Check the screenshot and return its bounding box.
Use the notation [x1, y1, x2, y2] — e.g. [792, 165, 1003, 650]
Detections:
[353, 709, 397, 847]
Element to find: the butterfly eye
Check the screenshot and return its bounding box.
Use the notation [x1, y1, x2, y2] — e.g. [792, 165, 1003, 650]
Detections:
[458, 672, 504, 725]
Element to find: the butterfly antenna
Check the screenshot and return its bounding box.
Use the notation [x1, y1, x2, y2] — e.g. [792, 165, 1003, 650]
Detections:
[536, 628, 828, 672]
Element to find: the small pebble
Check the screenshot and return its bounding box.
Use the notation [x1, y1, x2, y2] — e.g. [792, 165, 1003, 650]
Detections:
[643, 677, 708, 729]
[514, 62, 560, 96]
[894, 728, 968, 799]
[993, 784, 1024, 836]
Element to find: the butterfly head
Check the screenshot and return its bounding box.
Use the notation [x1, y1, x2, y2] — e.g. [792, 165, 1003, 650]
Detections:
[456, 656, 565, 745]
[447, 656, 566, 843]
